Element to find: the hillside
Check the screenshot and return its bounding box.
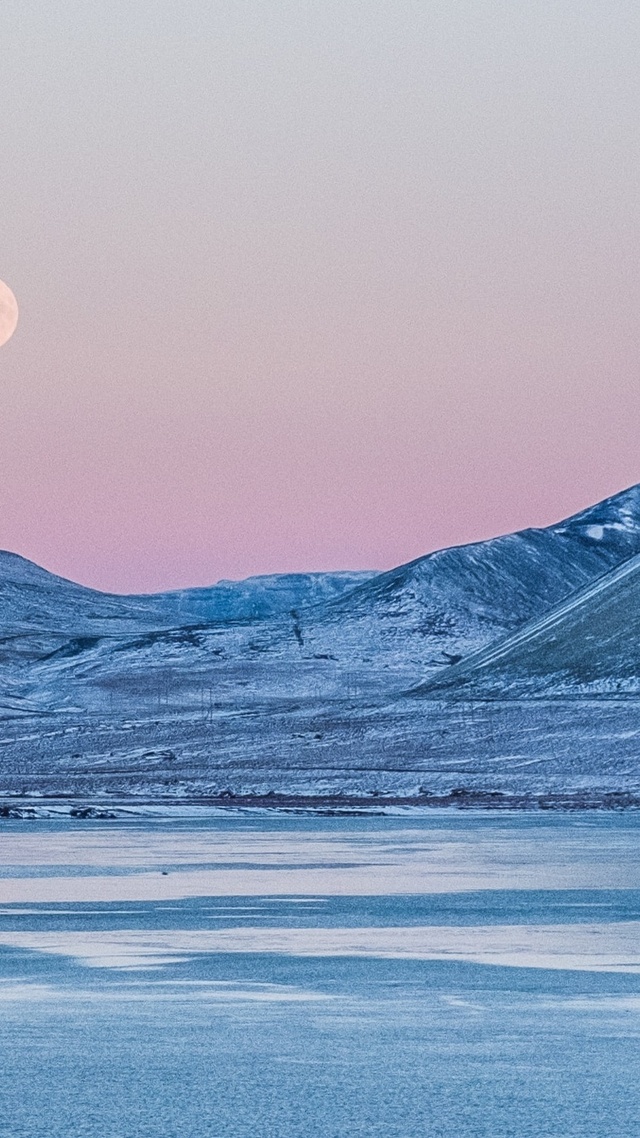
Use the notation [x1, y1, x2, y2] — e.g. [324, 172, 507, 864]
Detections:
[0, 551, 375, 636]
[414, 551, 640, 699]
[297, 482, 640, 676]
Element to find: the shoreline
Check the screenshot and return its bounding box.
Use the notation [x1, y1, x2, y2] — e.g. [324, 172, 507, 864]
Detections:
[2, 788, 640, 819]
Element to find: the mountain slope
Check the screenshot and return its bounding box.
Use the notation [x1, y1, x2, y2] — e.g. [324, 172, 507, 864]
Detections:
[414, 551, 640, 699]
[297, 483, 640, 676]
[0, 551, 375, 634]
[0, 550, 175, 632]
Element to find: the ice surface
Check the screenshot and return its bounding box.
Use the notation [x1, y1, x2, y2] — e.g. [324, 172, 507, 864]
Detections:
[1, 814, 640, 1138]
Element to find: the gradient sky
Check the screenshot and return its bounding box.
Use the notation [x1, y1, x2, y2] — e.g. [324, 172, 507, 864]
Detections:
[2, 1, 640, 593]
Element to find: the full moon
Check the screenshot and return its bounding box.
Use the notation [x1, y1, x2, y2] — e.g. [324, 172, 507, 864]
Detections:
[0, 280, 18, 347]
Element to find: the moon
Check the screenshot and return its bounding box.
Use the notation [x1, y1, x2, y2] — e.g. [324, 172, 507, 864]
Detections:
[0, 281, 18, 347]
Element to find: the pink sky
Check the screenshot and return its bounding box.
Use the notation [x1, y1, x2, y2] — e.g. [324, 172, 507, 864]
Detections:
[1, 1, 640, 593]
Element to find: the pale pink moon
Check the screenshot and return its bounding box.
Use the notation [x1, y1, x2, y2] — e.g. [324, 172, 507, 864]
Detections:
[0, 281, 18, 347]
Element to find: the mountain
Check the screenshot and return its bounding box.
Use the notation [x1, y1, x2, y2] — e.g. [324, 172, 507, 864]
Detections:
[5, 481, 640, 665]
[413, 550, 640, 700]
[4, 482, 640, 805]
[0, 550, 174, 636]
[0, 550, 375, 667]
[296, 482, 640, 679]
[150, 571, 376, 623]
[15, 481, 640, 719]
[0, 551, 375, 635]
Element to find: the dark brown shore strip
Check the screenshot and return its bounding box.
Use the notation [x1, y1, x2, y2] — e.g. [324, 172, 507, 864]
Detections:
[2, 789, 640, 818]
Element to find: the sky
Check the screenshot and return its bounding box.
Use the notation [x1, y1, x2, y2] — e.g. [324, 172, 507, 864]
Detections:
[2, 0, 640, 593]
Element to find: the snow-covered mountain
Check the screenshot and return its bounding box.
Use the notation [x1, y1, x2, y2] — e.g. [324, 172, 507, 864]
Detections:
[5, 481, 640, 659]
[415, 548, 640, 699]
[11, 481, 640, 710]
[4, 482, 640, 805]
[151, 571, 376, 623]
[0, 551, 375, 636]
[294, 482, 640, 678]
[0, 550, 175, 636]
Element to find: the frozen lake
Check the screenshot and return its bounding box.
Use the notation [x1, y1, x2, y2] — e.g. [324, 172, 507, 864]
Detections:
[1, 812, 640, 1137]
